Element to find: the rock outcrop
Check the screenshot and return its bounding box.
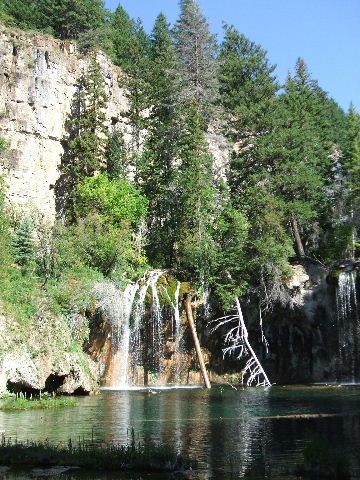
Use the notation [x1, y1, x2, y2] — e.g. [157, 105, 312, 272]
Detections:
[0, 308, 98, 395]
[0, 25, 127, 221]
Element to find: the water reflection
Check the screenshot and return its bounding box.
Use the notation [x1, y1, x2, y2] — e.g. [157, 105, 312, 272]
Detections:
[1, 385, 360, 479]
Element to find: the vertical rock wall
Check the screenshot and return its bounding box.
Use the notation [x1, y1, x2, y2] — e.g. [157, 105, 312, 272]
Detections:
[0, 26, 127, 221]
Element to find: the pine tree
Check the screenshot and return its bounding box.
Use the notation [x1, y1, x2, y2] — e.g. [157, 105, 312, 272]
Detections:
[37, 0, 107, 40]
[59, 57, 108, 219]
[62, 57, 108, 184]
[137, 13, 182, 267]
[105, 130, 129, 180]
[219, 26, 293, 293]
[219, 25, 279, 141]
[176, 101, 218, 284]
[123, 19, 151, 160]
[273, 59, 330, 258]
[2, 0, 41, 30]
[343, 104, 360, 255]
[109, 5, 142, 71]
[109, 7, 151, 168]
[344, 105, 360, 212]
[173, 0, 219, 123]
[12, 216, 34, 268]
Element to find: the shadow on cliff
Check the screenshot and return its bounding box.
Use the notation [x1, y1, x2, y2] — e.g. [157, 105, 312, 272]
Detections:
[259, 259, 360, 384]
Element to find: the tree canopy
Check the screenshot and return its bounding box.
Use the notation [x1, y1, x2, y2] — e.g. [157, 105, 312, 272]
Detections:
[0, 0, 357, 312]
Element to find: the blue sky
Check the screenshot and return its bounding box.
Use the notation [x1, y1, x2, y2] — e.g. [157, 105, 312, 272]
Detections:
[104, 0, 360, 112]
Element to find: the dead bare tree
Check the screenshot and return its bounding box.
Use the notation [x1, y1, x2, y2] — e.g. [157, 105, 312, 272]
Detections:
[211, 297, 271, 387]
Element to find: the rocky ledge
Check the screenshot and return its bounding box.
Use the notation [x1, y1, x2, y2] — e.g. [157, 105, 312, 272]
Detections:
[0, 308, 98, 396]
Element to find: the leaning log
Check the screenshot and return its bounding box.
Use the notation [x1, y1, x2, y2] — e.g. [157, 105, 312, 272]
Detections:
[183, 293, 211, 389]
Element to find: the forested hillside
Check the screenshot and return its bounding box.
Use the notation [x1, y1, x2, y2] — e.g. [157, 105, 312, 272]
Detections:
[0, 0, 359, 389]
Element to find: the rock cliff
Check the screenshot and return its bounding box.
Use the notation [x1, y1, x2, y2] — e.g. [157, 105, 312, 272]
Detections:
[0, 25, 127, 221]
[0, 307, 98, 395]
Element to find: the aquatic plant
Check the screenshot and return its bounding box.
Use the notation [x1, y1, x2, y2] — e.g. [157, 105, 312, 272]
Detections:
[0, 394, 78, 410]
[0, 433, 188, 473]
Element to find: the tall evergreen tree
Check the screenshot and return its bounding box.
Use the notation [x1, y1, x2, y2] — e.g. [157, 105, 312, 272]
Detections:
[343, 104, 360, 255]
[344, 105, 360, 214]
[273, 59, 331, 258]
[219, 26, 293, 295]
[12, 216, 34, 268]
[219, 25, 279, 142]
[37, 0, 107, 39]
[63, 57, 108, 183]
[138, 13, 182, 267]
[105, 130, 129, 180]
[2, 0, 42, 30]
[176, 101, 218, 284]
[173, 0, 219, 123]
[109, 5, 143, 71]
[59, 57, 108, 218]
[110, 7, 151, 168]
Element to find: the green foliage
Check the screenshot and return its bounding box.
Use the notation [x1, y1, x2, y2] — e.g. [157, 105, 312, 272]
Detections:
[1, 394, 79, 410]
[109, 5, 148, 72]
[0, 180, 39, 321]
[62, 57, 108, 184]
[11, 215, 34, 268]
[137, 13, 182, 267]
[105, 130, 129, 179]
[176, 101, 218, 284]
[45, 264, 102, 314]
[271, 59, 335, 256]
[0, 136, 10, 152]
[173, 0, 219, 122]
[75, 173, 148, 227]
[1, 0, 108, 38]
[344, 105, 360, 215]
[73, 174, 149, 278]
[212, 204, 249, 309]
[1, 0, 42, 30]
[71, 215, 135, 277]
[0, 435, 185, 473]
[116, 18, 151, 162]
[219, 24, 279, 139]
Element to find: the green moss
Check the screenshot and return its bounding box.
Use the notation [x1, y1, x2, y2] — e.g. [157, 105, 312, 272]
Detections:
[144, 273, 190, 308]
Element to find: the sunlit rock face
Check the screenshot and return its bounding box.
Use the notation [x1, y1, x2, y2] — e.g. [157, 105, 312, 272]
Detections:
[0, 27, 127, 221]
[0, 312, 98, 395]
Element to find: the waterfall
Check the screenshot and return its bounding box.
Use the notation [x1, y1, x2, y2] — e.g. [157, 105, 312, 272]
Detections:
[128, 269, 166, 385]
[335, 269, 360, 383]
[104, 270, 185, 388]
[115, 283, 140, 387]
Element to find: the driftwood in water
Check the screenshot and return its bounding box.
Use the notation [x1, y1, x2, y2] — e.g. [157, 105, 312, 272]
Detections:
[183, 293, 211, 389]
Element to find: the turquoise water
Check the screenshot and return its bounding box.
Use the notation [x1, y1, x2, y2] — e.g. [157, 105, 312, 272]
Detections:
[1, 385, 360, 479]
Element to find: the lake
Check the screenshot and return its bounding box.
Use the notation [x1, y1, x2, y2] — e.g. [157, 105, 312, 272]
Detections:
[1, 384, 360, 479]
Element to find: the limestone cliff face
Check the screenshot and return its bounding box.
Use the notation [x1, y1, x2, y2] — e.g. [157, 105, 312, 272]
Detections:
[0, 26, 127, 221]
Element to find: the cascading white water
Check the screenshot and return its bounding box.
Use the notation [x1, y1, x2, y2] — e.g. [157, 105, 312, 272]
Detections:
[115, 283, 140, 387]
[105, 270, 186, 388]
[127, 270, 166, 385]
[94, 282, 139, 388]
[335, 270, 360, 383]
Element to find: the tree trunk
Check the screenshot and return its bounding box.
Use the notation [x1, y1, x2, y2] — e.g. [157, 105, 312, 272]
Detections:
[234, 297, 271, 387]
[183, 293, 211, 389]
[291, 214, 305, 258]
